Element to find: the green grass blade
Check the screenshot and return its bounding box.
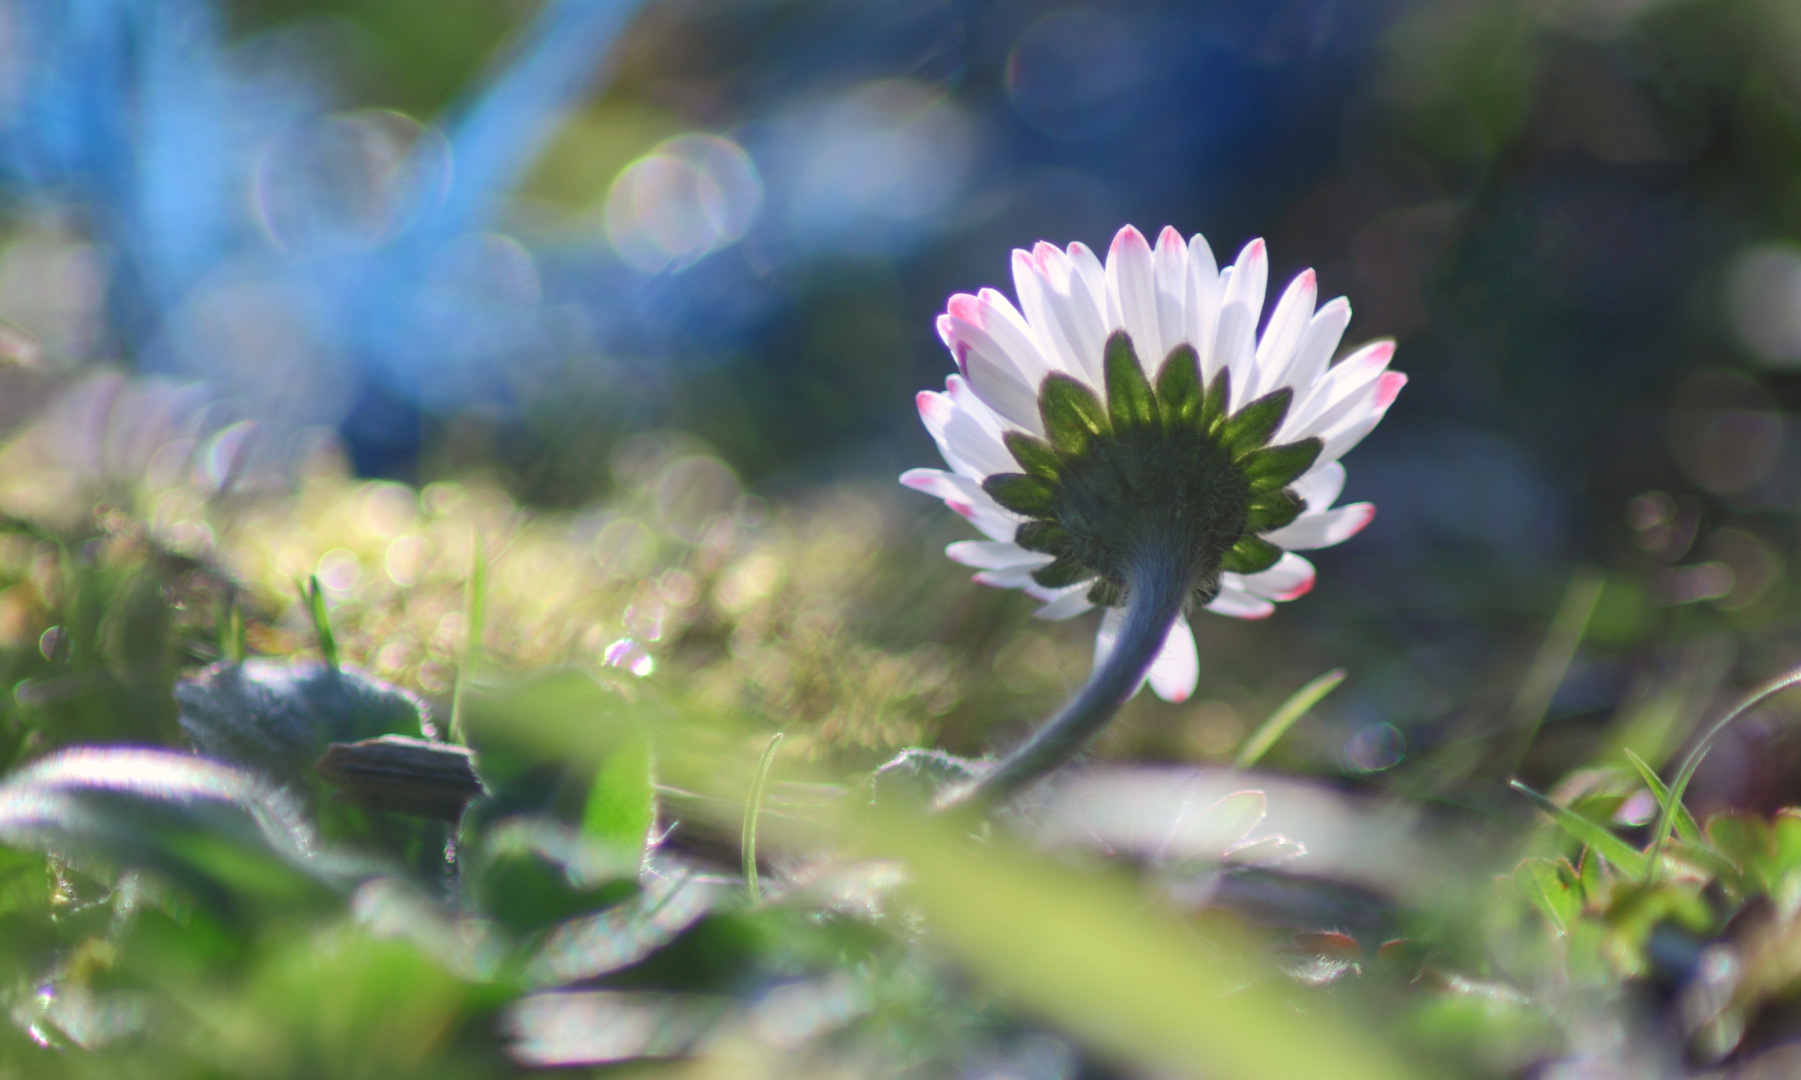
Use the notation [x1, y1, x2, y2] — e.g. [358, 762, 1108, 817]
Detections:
[1510, 779, 1648, 882]
[449, 529, 487, 745]
[298, 574, 337, 669]
[742, 732, 784, 903]
[876, 809, 1424, 1080]
[1234, 668, 1345, 770]
[1650, 664, 1801, 881]
[1621, 748, 1703, 848]
[1505, 568, 1603, 767]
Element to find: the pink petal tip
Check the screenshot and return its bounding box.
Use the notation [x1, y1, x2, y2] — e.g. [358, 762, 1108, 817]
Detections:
[1374, 371, 1407, 409]
[1110, 225, 1149, 255]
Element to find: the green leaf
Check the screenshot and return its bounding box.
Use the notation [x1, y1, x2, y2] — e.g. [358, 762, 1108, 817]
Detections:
[1039, 374, 1109, 456]
[982, 473, 1059, 516]
[1706, 814, 1773, 881]
[1242, 440, 1323, 494]
[1103, 331, 1158, 430]
[1514, 857, 1580, 933]
[1004, 431, 1062, 480]
[1221, 535, 1282, 574]
[1200, 368, 1230, 434]
[1154, 344, 1203, 426]
[1245, 490, 1303, 534]
[1015, 520, 1074, 556]
[1031, 557, 1090, 589]
[1219, 388, 1293, 455]
[742, 732, 784, 903]
[874, 811, 1427, 1080]
[1621, 749, 1703, 848]
[308, 575, 338, 669]
[1235, 668, 1345, 769]
[583, 730, 655, 859]
[1087, 578, 1124, 606]
[1510, 779, 1649, 882]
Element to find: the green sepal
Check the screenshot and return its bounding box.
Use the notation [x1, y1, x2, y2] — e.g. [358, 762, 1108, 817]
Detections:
[1219, 388, 1293, 455]
[1246, 490, 1304, 533]
[1039, 374, 1109, 456]
[1004, 431, 1061, 481]
[1243, 439, 1322, 495]
[1221, 535, 1283, 574]
[982, 473, 1059, 517]
[1087, 579, 1125, 607]
[1199, 368, 1230, 434]
[1031, 557, 1090, 589]
[1103, 331, 1158, 430]
[1015, 520, 1074, 556]
[1154, 344, 1203, 427]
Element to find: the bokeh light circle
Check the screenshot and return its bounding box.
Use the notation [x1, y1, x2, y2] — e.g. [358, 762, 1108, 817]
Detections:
[604, 133, 762, 274]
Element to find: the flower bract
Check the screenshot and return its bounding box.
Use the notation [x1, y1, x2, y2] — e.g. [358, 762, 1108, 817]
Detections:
[902, 225, 1404, 702]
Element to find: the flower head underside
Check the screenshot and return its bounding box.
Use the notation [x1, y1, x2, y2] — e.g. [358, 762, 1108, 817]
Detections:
[903, 225, 1404, 701]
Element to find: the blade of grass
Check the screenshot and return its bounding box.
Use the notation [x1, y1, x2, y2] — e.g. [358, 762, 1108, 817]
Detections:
[1510, 778, 1648, 882]
[1621, 748, 1703, 848]
[1649, 664, 1801, 881]
[297, 574, 337, 669]
[449, 529, 487, 745]
[1233, 668, 1345, 770]
[741, 732, 784, 903]
[1504, 568, 1604, 769]
[217, 589, 246, 664]
[875, 808, 1424, 1080]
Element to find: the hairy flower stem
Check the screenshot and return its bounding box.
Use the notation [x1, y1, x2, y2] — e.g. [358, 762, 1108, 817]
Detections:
[940, 540, 1194, 812]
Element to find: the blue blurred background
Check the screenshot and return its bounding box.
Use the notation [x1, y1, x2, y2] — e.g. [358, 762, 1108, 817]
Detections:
[5, 0, 1801, 791]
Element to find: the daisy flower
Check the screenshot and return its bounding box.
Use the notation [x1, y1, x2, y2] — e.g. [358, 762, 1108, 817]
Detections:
[903, 225, 1402, 709]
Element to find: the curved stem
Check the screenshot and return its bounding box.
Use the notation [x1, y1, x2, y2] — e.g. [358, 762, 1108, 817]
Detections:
[1646, 665, 1801, 880]
[940, 541, 1191, 811]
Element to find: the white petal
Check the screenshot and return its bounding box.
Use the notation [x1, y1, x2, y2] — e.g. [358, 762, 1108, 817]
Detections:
[1282, 340, 1395, 442]
[899, 468, 1022, 541]
[973, 564, 1044, 589]
[1316, 373, 1406, 463]
[942, 294, 1050, 435]
[1213, 304, 1256, 410]
[1237, 553, 1316, 602]
[1291, 461, 1347, 511]
[1032, 584, 1095, 621]
[1283, 297, 1350, 397]
[1151, 226, 1190, 374]
[1264, 502, 1375, 551]
[1106, 225, 1161, 365]
[1092, 606, 1199, 700]
[1146, 613, 1199, 702]
[1185, 232, 1221, 374]
[1012, 250, 1079, 376]
[958, 338, 1045, 436]
[1016, 242, 1110, 384]
[946, 540, 1052, 571]
[1094, 606, 1127, 670]
[917, 388, 1014, 479]
[1205, 580, 1276, 620]
[1250, 269, 1317, 399]
[1221, 239, 1267, 334]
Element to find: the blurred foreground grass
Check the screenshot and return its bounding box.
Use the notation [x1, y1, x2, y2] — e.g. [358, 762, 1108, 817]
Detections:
[1, 375, 1801, 1077]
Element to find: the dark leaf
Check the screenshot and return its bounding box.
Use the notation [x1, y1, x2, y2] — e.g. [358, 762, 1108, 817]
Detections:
[1155, 344, 1204, 427]
[1004, 431, 1062, 480]
[1220, 536, 1282, 574]
[1031, 557, 1091, 589]
[1219, 388, 1293, 455]
[983, 473, 1059, 517]
[1103, 331, 1158, 430]
[1039, 374, 1109, 456]
[1246, 490, 1303, 534]
[1243, 440, 1323, 494]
